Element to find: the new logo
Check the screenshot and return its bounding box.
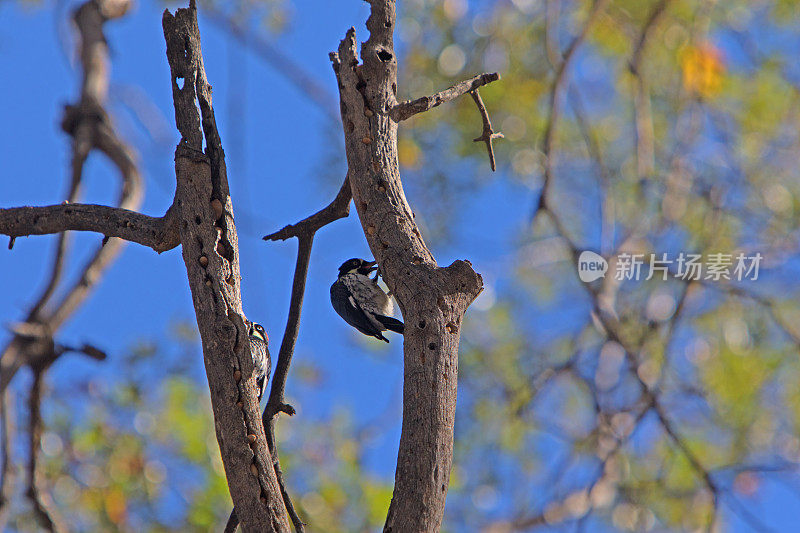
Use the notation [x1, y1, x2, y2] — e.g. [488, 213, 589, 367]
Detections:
[578, 251, 608, 283]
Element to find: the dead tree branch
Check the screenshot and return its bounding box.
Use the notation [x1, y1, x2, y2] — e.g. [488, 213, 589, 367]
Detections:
[262, 175, 352, 420]
[162, 2, 289, 530]
[0, 205, 178, 253]
[330, 3, 486, 529]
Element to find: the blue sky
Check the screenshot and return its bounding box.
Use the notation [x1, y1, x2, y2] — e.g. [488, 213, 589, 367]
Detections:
[3, 0, 800, 530]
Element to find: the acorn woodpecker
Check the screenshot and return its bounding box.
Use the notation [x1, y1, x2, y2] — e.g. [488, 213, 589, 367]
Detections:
[330, 258, 404, 342]
[247, 321, 271, 401]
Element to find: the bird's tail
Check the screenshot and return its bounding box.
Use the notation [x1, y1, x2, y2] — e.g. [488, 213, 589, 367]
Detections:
[377, 315, 405, 334]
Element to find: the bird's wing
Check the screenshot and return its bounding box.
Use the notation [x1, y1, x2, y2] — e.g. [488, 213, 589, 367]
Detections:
[330, 281, 388, 341]
[342, 274, 393, 316]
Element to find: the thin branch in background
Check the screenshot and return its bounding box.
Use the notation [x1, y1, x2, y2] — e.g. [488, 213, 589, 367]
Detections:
[543, 0, 562, 69]
[705, 281, 800, 348]
[567, 86, 616, 255]
[534, 0, 610, 220]
[0, 0, 143, 394]
[202, 5, 339, 123]
[508, 394, 653, 531]
[26, 367, 67, 533]
[629, 0, 672, 202]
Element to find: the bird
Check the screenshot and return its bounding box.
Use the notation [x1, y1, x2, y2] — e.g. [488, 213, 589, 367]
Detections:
[247, 321, 271, 402]
[330, 258, 405, 342]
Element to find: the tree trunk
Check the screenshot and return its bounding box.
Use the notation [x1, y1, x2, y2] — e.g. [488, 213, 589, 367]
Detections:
[330, 3, 484, 530]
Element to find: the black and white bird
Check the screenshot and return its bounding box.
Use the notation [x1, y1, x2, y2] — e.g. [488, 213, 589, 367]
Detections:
[330, 258, 404, 342]
[247, 321, 271, 401]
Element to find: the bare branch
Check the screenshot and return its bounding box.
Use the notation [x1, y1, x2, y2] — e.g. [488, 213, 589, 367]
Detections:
[162, 3, 290, 530]
[470, 89, 504, 171]
[629, 0, 672, 77]
[630, 0, 672, 182]
[567, 86, 616, 254]
[0, 204, 178, 253]
[264, 176, 351, 417]
[389, 72, 499, 122]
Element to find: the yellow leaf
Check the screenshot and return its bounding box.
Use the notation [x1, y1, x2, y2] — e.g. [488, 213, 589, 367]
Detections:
[681, 43, 725, 98]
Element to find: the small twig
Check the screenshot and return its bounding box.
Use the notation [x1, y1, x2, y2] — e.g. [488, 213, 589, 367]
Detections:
[27, 367, 68, 533]
[58, 343, 108, 361]
[469, 89, 503, 171]
[265, 429, 305, 532]
[389, 72, 499, 122]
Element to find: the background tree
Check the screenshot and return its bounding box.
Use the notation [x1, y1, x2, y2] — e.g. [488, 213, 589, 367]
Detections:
[3, 0, 800, 531]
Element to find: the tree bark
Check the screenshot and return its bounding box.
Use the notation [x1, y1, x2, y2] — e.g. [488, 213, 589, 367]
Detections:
[162, 4, 290, 531]
[330, 2, 484, 530]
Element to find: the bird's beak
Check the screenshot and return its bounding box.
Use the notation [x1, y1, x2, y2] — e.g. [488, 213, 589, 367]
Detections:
[364, 260, 378, 273]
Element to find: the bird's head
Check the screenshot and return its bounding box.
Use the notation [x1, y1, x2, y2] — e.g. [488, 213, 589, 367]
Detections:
[338, 258, 377, 277]
[248, 322, 268, 344]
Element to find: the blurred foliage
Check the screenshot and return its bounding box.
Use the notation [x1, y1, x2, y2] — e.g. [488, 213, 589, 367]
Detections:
[7, 328, 394, 532]
[391, 0, 800, 530]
